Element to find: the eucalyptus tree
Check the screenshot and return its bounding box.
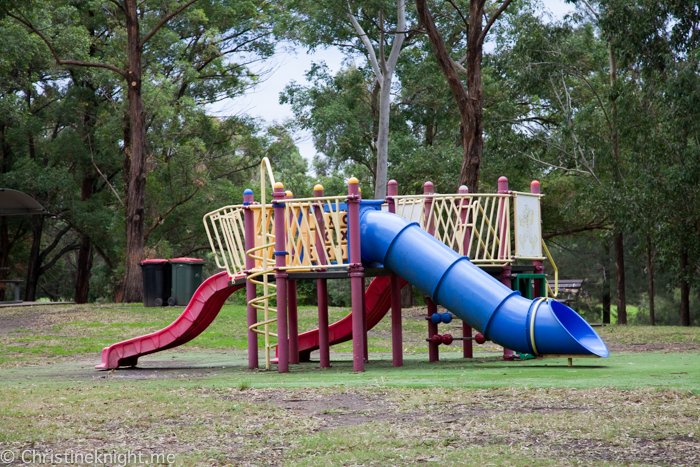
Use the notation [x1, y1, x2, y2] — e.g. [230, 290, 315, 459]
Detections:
[279, 0, 419, 198]
[599, 0, 700, 325]
[414, 0, 515, 193]
[1, 0, 275, 301]
[472, 3, 644, 322]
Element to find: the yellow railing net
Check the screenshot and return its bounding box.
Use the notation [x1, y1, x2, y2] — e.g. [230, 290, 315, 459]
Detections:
[394, 193, 514, 266]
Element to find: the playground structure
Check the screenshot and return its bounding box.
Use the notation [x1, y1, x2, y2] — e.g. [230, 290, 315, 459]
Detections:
[97, 158, 609, 371]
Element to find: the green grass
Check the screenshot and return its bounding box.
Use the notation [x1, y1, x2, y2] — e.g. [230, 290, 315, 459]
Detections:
[1, 303, 700, 466]
[0, 369, 697, 466]
[0, 302, 499, 367]
[3, 300, 698, 369]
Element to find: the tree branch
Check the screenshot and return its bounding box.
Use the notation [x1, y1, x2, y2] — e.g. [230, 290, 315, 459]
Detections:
[107, 0, 126, 14]
[478, 0, 514, 47]
[347, 0, 384, 84]
[3, 10, 128, 78]
[415, 0, 469, 113]
[543, 223, 611, 239]
[39, 243, 81, 275]
[144, 187, 200, 241]
[38, 224, 72, 265]
[446, 0, 469, 28]
[385, 0, 407, 76]
[140, 0, 199, 47]
[88, 136, 125, 206]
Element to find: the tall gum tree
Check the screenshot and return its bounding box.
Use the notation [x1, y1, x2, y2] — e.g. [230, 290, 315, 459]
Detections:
[347, 1, 406, 198]
[2, 0, 198, 301]
[3, 0, 274, 301]
[415, 0, 513, 193]
[279, 0, 418, 198]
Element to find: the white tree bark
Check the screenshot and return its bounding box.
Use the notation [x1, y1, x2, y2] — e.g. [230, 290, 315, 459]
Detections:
[347, 1, 405, 199]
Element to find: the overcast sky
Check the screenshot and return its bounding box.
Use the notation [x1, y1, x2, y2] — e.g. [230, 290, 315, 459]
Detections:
[207, 0, 577, 161]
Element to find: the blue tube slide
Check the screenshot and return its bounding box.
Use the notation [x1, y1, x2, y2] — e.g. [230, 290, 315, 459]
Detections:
[359, 209, 609, 357]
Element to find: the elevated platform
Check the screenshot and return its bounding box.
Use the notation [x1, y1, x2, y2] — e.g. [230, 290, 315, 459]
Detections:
[232, 265, 539, 284]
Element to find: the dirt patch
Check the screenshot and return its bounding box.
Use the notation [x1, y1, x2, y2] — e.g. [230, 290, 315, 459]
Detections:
[220, 388, 421, 431]
[209, 387, 700, 466]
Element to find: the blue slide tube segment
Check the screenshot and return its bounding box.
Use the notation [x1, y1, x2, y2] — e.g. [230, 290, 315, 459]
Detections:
[359, 209, 608, 357]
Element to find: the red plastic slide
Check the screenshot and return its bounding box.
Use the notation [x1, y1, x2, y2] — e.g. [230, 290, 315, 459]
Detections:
[96, 272, 244, 369]
[96, 272, 407, 369]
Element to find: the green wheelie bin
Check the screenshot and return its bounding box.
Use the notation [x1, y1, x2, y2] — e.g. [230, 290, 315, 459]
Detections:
[167, 257, 206, 306]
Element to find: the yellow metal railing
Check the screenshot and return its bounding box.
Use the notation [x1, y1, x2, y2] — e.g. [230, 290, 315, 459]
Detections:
[542, 239, 558, 298]
[284, 196, 351, 271]
[394, 193, 515, 266]
[203, 205, 247, 278]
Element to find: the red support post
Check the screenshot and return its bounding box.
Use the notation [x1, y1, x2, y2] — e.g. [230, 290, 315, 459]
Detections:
[288, 280, 299, 364]
[347, 177, 365, 371]
[285, 190, 299, 364]
[362, 275, 368, 362]
[243, 189, 258, 369]
[497, 176, 515, 361]
[531, 180, 544, 298]
[458, 185, 473, 359]
[424, 181, 439, 362]
[313, 184, 330, 368]
[273, 183, 289, 372]
[387, 179, 403, 367]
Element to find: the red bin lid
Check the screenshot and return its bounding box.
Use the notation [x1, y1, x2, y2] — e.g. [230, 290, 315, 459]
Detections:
[140, 259, 168, 264]
[169, 257, 206, 263]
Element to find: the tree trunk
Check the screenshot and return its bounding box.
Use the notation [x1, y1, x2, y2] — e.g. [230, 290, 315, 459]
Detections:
[614, 230, 626, 324]
[602, 242, 611, 324]
[374, 73, 392, 199]
[24, 215, 44, 301]
[460, 0, 485, 194]
[416, 0, 486, 194]
[680, 247, 690, 326]
[401, 284, 415, 308]
[121, 0, 147, 303]
[0, 217, 8, 301]
[74, 176, 95, 303]
[646, 235, 655, 326]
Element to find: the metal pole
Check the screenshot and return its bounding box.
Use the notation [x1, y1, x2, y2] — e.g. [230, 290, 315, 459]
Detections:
[387, 179, 403, 367]
[313, 184, 330, 368]
[458, 185, 473, 359]
[497, 176, 515, 361]
[424, 181, 439, 362]
[347, 177, 365, 371]
[243, 188, 258, 369]
[285, 190, 299, 364]
[362, 275, 368, 362]
[273, 183, 289, 373]
[531, 180, 544, 298]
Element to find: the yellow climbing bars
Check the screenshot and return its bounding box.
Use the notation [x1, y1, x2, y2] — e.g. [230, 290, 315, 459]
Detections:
[246, 157, 278, 370]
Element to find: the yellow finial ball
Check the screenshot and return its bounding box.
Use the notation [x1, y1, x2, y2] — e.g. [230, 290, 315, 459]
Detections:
[274, 182, 284, 189]
[348, 177, 359, 184]
[314, 184, 324, 191]
[285, 190, 293, 197]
